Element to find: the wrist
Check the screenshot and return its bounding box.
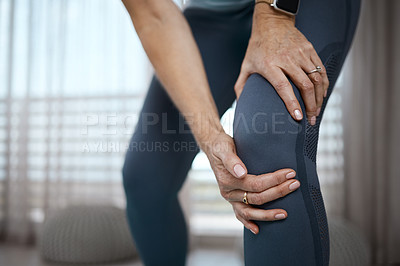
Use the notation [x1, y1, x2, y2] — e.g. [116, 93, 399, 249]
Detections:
[198, 128, 226, 156]
[184, 111, 225, 153]
[251, 2, 295, 38]
[253, 1, 295, 26]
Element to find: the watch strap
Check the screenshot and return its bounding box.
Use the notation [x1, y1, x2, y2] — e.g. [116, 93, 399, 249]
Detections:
[255, 0, 274, 6]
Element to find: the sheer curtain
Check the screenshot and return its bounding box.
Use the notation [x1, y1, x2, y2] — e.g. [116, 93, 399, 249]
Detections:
[0, 0, 152, 243]
[342, 0, 400, 264]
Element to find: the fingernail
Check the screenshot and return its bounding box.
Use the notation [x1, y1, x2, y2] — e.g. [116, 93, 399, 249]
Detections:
[294, 109, 302, 120]
[310, 116, 316, 126]
[286, 171, 296, 179]
[233, 164, 246, 178]
[275, 213, 286, 220]
[289, 181, 300, 191]
[317, 107, 321, 116]
[250, 229, 257, 235]
[324, 90, 327, 97]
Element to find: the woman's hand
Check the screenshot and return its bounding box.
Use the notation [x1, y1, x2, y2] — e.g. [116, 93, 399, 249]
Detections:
[235, 4, 329, 125]
[204, 132, 300, 234]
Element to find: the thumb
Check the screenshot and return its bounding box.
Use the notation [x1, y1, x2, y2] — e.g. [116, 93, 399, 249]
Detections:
[219, 148, 247, 179]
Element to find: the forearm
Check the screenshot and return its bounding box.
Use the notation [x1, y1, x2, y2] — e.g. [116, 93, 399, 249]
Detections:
[122, 0, 223, 152]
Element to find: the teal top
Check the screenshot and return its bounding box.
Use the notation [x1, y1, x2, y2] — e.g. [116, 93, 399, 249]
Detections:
[186, 0, 253, 11]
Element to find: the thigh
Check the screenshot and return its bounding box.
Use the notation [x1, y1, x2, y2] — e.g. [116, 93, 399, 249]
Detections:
[296, 0, 361, 95]
[184, 5, 253, 115]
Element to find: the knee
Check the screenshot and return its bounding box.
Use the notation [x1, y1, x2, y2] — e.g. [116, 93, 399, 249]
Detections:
[122, 146, 187, 206]
[121, 152, 135, 193]
[233, 74, 302, 172]
[122, 151, 169, 205]
[121, 151, 140, 200]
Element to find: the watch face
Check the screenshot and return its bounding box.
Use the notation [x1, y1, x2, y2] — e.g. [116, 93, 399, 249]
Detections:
[275, 0, 300, 14]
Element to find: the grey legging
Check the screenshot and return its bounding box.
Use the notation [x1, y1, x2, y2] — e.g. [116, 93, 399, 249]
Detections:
[122, 0, 361, 265]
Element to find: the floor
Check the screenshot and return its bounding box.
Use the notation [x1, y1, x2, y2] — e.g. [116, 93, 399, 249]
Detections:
[0, 244, 244, 266]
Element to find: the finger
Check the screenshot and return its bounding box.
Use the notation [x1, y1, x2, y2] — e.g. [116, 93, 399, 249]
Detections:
[227, 179, 300, 204]
[302, 63, 324, 117]
[241, 168, 296, 192]
[308, 73, 324, 116]
[234, 69, 250, 99]
[308, 57, 325, 115]
[217, 148, 247, 179]
[262, 67, 303, 121]
[253, 179, 300, 204]
[310, 51, 329, 99]
[282, 63, 317, 125]
[233, 209, 260, 234]
[233, 202, 288, 222]
[221, 168, 296, 192]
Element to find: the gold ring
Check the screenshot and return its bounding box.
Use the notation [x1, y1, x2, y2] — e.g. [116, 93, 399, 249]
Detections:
[243, 191, 249, 205]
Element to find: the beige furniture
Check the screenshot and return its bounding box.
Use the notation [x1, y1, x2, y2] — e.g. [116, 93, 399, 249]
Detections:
[39, 205, 136, 264]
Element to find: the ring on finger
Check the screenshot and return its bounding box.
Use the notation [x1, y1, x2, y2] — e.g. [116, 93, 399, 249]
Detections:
[306, 66, 322, 75]
[243, 191, 249, 205]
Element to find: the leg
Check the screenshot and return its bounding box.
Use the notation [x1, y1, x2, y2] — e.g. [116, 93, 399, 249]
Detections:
[122, 6, 253, 265]
[233, 0, 361, 265]
[122, 78, 198, 265]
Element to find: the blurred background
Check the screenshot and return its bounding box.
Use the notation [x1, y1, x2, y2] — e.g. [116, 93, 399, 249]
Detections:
[0, 0, 399, 265]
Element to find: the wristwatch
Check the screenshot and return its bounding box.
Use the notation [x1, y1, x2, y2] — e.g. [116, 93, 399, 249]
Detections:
[255, 0, 300, 16]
